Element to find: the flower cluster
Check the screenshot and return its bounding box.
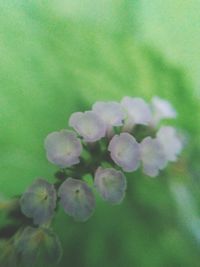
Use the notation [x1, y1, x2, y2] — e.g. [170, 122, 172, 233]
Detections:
[41, 96, 183, 222]
[0, 96, 184, 267]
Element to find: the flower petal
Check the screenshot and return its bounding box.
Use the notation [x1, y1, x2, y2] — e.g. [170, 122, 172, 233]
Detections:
[58, 178, 95, 221]
[92, 101, 125, 127]
[20, 179, 57, 225]
[151, 96, 177, 125]
[94, 167, 127, 204]
[156, 126, 183, 161]
[69, 111, 106, 142]
[140, 137, 167, 177]
[121, 97, 152, 126]
[44, 130, 82, 168]
[108, 133, 140, 172]
[15, 227, 62, 266]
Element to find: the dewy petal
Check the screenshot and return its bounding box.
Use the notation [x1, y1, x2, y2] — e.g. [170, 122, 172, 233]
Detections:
[69, 111, 106, 142]
[20, 179, 57, 225]
[121, 96, 152, 126]
[140, 137, 167, 177]
[108, 133, 140, 172]
[44, 129, 82, 168]
[156, 126, 183, 162]
[92, 101, 125, 128]
[151, 96, 177, 125]
[58, 178, 95, 221]
[94, 167, 127, 204]
[15, 226, 62, 266]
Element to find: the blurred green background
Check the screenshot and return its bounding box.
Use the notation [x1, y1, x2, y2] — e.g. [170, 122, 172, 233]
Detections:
[1, 1, 200, 266]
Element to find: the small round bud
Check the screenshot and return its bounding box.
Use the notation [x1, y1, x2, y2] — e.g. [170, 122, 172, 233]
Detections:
[108, 133, 140, 172]
[44, 130, 82, 168]
[20, 179, 57, 225]
[58, 178, 95, 222]
[94, 167, 127, 204]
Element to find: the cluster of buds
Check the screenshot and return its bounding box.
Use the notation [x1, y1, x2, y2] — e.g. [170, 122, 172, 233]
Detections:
[0, 96, 183, 266]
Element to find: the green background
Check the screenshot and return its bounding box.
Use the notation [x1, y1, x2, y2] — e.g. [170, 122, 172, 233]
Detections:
[1, 1, 200, 266]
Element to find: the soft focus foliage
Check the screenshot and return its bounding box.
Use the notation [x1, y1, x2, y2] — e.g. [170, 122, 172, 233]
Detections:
[1, 1, 200, 267]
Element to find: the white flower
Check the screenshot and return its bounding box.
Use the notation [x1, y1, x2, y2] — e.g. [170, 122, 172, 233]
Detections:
[140, 137, 167, 177]
[69, 111, 106, 142]
[44, 130, 82, 168]
[20, 179, 57, 225]
[92, 101, 125, 128]
[151, 96, 177, 125]
[156, 126, 183, 161]
[108, 133, 140, 172]
[94, 167, 127, 204]
[58, 178, 95, 222]
[121, 96, 152, 126]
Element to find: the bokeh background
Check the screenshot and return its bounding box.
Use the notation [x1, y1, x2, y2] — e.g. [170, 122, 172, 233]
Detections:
[1, 1, 200, 266]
